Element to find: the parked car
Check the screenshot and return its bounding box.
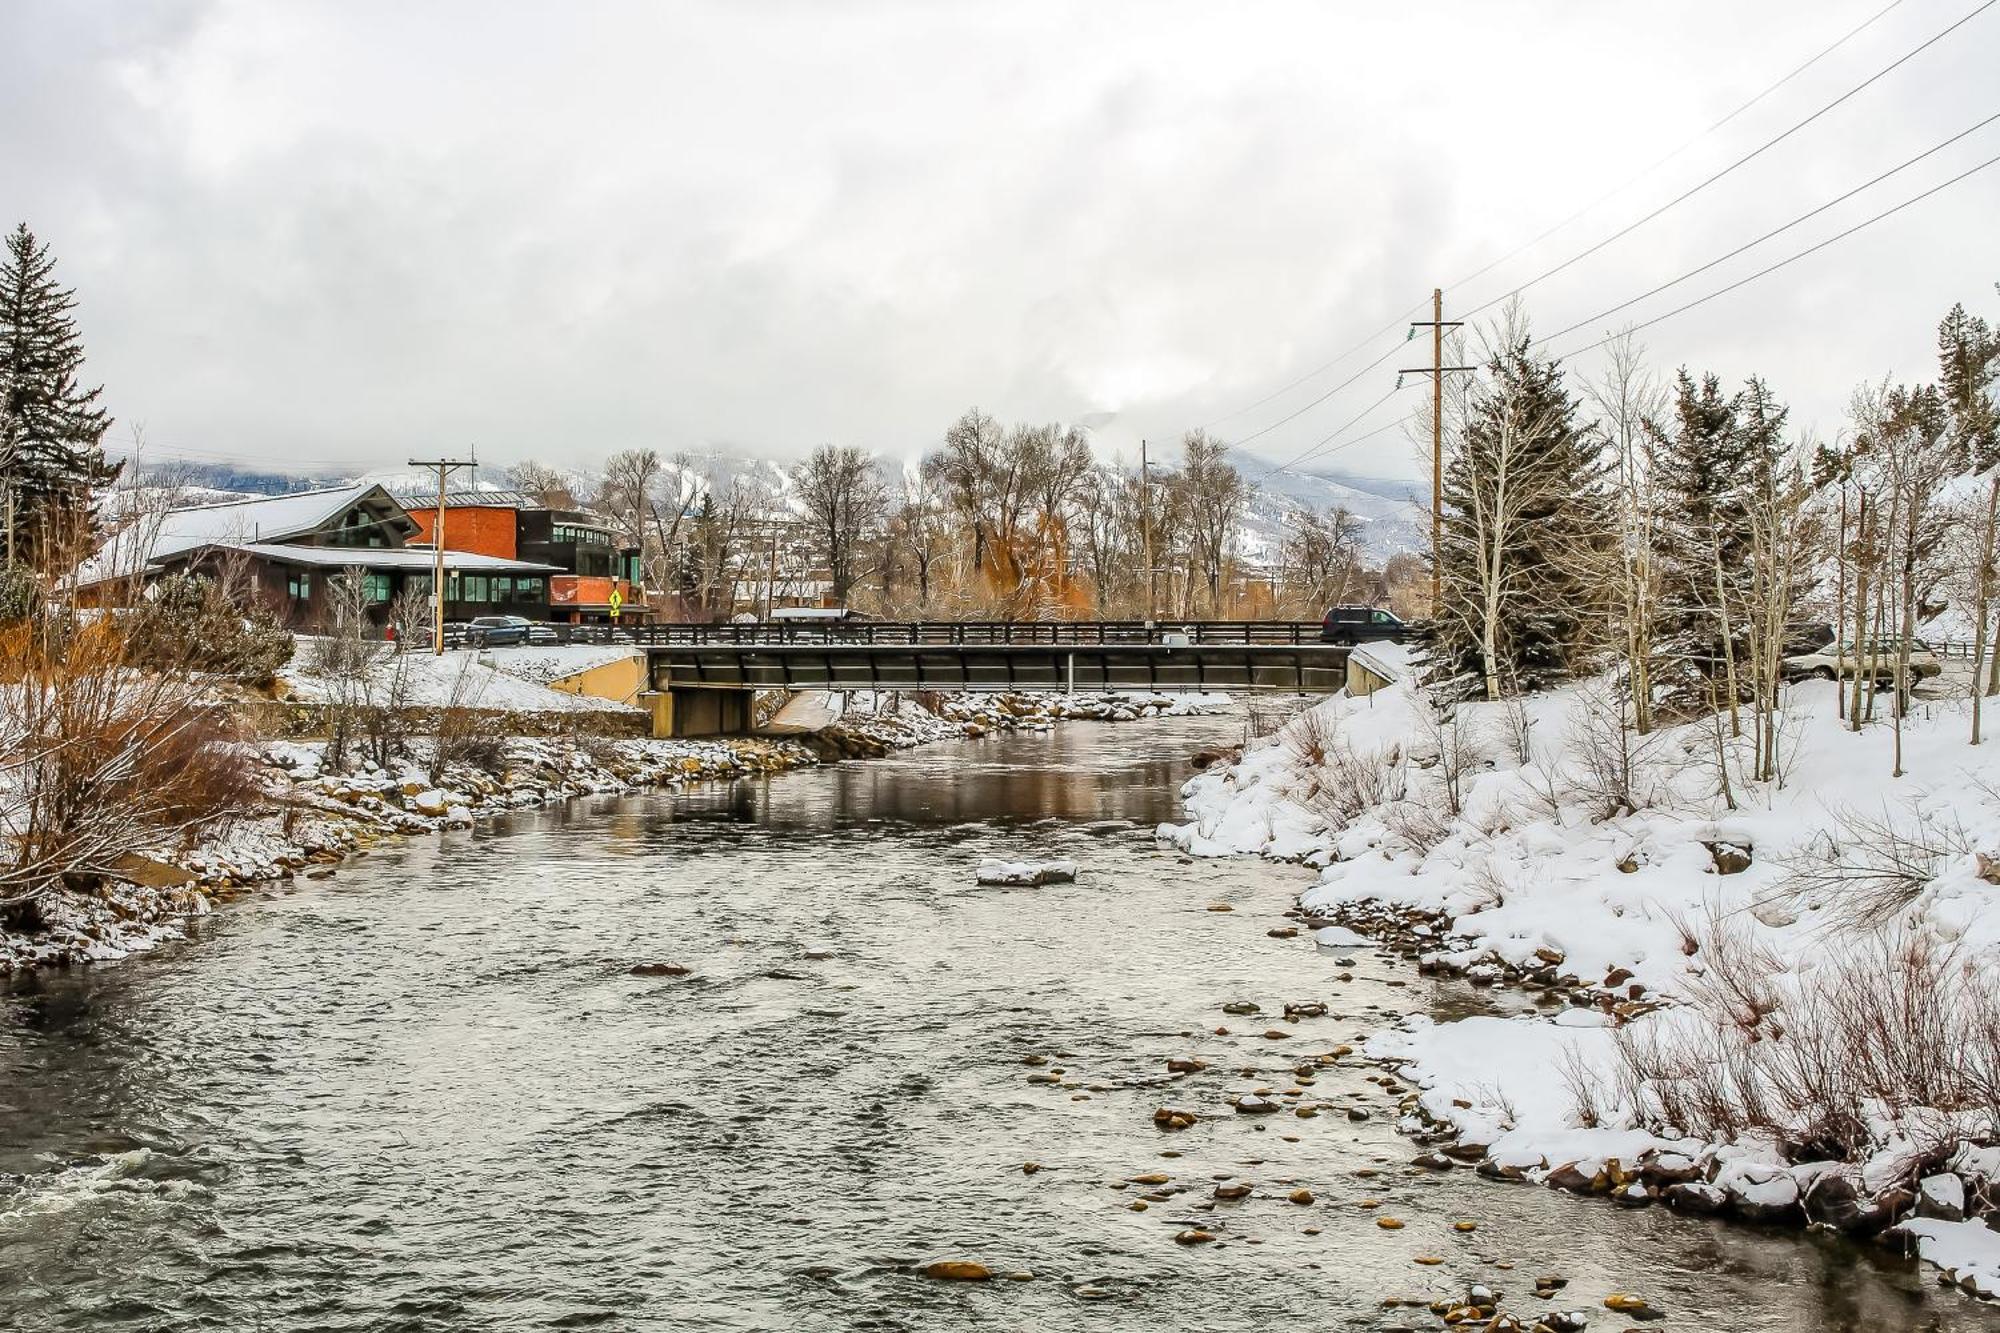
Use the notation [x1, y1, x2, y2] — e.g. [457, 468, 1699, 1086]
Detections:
[1320, 605, 1408, 646]
[1783, 638, 1942, 682]
[467, 614, 535, 647]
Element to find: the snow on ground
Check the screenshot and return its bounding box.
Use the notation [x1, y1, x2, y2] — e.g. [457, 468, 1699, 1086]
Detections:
[1161, 670, 2000, 1289]
[1168, 676, 2000, 996]
[281, 644, 641, 713]
[478, 644, 639, 684]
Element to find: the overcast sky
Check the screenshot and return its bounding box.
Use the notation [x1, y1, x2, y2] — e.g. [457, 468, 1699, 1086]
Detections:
[6, 0, 1997, 481]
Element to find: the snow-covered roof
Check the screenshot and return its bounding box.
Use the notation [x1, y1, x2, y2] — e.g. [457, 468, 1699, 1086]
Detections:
[215, 543, 562, 573]
[84, 483, 417, 585]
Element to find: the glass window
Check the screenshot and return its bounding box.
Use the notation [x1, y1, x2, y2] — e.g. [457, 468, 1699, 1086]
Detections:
[493, 575, 513, 600]
[408, 574, 432, 597]
[287, 570, 312, 601]
[520, 577, 543, 596]
[1370, 610, 1392, 623]
[363, 573, 392, 604]
[464, 575, 490, 603]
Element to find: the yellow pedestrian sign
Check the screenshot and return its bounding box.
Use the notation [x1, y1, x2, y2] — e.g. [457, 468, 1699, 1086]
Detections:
[609, 588, 624, 620]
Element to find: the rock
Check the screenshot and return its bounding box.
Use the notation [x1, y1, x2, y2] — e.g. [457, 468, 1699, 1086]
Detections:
[1345, 1107, 1370, 1122]
[629, 962, 691, 977]
[1213, 1183, 1252, 1201]
[1603, 1293, 1650, 1314]
[1375, 1217, 1404, 1229]
[1288, 1188, 1314, 1205]
[1206, 903, 1234, 913]
[923, 1260, 992, 1281]
[1174, 1229, 1217, 1245]
[975, 859, 1078, 887]
[1021, 1162, 1041, 1175]
[1221, 1001, 1261, 1015]
[1546, 1163, 1598, 1195]
[1153, 1106, 1199, 1131]
[1917, 1172, 1967, 1222]
[1613, 1182, 1653, 1207]
[1412, 1152, 1456, 1171]
[1232, 1095, 1280, 1115]
[1166, 1057, 1207, 1074]
[1707, 841, 1753, 875]
[1662, 1181, 1727, 1214]
[1804, 1173, 1902, 1234]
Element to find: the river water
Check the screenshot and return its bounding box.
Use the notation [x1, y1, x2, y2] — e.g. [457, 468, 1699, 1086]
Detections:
[0, 715, 1986, 1331]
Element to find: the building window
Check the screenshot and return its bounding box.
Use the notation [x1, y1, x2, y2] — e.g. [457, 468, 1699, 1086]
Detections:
[287, 570, 312, 601]
[363, 573, 392, 605]
[463, 574, 490, 603]
[492, 575, 513, 601]
[517, 576, 543, 597]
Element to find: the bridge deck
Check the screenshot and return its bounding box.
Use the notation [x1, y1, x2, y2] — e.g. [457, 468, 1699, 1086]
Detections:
[648, 643, 1352, 694]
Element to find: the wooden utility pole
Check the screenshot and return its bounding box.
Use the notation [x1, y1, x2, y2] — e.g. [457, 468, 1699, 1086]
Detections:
[1140, 438, 1155, 621]
[407, 455, 476, 655]
[1402, 289, 1472, 613]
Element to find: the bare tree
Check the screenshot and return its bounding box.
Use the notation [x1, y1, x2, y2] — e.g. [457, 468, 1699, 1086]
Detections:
[792, 444, 887, 604]
[1586, 332, 1668, 732]
[1173, 429, 1247, 615]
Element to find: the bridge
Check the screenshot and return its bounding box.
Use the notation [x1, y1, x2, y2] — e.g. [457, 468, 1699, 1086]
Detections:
[630, 622, 1357, 736]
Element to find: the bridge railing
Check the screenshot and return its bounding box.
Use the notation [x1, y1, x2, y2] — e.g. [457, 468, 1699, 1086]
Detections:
[424, 620, 1328, 649]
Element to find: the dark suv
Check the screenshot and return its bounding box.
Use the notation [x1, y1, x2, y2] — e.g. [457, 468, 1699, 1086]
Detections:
[1320, 605, 1408, 646]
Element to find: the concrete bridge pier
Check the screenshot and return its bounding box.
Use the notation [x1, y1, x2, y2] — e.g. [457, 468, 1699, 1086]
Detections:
[642, 684, 756, 738]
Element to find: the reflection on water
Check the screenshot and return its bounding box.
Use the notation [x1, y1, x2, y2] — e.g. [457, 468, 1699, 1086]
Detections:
[0, 716, 1980, 1331]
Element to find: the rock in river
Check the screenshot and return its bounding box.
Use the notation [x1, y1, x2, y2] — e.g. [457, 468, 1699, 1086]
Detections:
[976, 859, 1078, 887]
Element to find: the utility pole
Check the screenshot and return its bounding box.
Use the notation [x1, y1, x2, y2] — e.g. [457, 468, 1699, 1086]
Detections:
[1401, 288, 1472, 613]
[1140, 438, 1155, 621]
[407, 455, 476, 655]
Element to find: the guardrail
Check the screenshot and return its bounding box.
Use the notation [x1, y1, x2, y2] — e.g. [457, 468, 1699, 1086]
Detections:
[420, 619, 1334, 650]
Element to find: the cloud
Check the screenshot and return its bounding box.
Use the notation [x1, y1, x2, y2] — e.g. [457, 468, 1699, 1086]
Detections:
[6, 0, 1996, 480]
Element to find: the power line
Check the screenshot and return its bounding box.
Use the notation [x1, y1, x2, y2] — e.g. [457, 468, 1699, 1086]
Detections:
[1447, 0, 1911, 297]
[1536, 109, 2000, 347]
[1200, 296, 1431, 430]
[1228, 336, 1413, 450]
[1252, 383, 1413, 482]
[1209, 0, 1926, 452]
[1553, 148, 2000, 360]
[1461, 0, 1996, 321]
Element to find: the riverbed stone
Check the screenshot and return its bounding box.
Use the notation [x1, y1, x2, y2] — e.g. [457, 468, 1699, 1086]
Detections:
[923, 1260, 991, 1281]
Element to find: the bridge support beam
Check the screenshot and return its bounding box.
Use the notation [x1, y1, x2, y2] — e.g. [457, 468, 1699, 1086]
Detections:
[642, 685, 755, 738]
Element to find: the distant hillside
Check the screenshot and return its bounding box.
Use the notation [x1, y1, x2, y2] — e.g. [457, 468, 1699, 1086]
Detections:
[133, 453, 1424, 565]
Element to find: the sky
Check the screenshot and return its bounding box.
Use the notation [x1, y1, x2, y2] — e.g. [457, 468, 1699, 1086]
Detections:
[5, 0, 1997, 482]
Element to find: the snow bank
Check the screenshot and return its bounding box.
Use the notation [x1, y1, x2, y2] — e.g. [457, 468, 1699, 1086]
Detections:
[1165, 671, 2000, 1295]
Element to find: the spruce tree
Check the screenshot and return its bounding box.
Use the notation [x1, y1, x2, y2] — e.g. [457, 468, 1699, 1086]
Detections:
[1646, 370, 1752, 672]
[0, 223, 118, 566]
[1938, 301, 1999, 471]
[1427, 330, 1609, 698]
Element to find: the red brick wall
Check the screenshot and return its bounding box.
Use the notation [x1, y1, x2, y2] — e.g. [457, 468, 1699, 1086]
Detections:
[406, 506, 517, 560]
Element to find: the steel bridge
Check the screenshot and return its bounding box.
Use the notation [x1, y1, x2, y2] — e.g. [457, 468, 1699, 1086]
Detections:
[632, 622, 1353, 736]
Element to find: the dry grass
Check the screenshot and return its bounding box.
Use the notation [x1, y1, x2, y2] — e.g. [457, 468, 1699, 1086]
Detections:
[1608, 916, 2000, 1161]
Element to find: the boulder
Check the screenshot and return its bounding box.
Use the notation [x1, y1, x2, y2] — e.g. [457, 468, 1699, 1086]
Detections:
[1917, 1172, 1967, 1222]
[975, 859, 1078, 887]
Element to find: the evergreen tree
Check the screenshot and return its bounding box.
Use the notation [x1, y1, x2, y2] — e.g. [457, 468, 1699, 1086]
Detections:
[1646, 370, 1754, 668]
[0, 223, 118, 567]
[1427, 328, 1609, 698]
[1938, 300, 1999, 471]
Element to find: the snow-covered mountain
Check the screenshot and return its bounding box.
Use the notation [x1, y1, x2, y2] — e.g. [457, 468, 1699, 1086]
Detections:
[1238, 466, 1426, 565]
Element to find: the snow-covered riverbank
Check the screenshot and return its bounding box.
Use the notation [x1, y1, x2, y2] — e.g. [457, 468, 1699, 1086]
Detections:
[1161, 674, 2000, 1299]
[3, 690, 1227, 976]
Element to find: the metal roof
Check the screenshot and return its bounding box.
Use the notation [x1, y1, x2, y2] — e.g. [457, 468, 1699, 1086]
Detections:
[208, 543, 563, 573]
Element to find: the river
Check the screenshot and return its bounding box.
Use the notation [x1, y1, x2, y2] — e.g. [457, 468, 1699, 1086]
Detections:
[0, 714, 1984, 1331]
